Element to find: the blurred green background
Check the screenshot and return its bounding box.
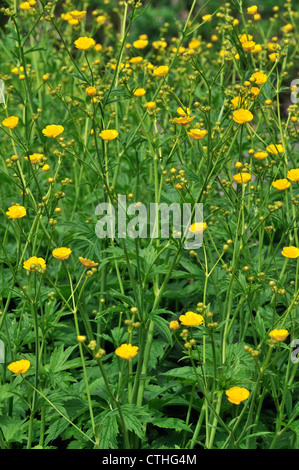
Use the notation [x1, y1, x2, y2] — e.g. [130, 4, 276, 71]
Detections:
[95, 0, 291, 40]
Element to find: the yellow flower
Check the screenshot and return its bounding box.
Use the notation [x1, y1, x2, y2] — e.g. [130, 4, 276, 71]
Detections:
[133, 39, 148, 49]
[42, 124, 64, 138]
[252, 44, 262, 53]
[25, 153, 43, 163]
[69, 10, 86, 20]
[115, 343, 138, 360]
[269, 53, 278, 62]
[77, 335, 87, 343]
[269, 329, 289, 343]
[133, 88, 146, 97]
[250, 86, 260, 97]
[42, 164, 50, 172]
[226, 387, 250, 405]
[152, 40, 167, 49]
[233, 109, 253, 124]
[242, 41, 256, 52]
[144, 101, 156, 111]
[281, 246, 299, 259]
[188, 39, 201, 50]
[86, 86, 97, 97]
[129, 56, 143, 65]
[266, 144, 284, 154]
[189, 222, 207, 233]
[179, 311, 204, 327]
[52, 247, 72, 261]
[20, 2, 31, 10]
[267, 43, 281, 52]
[172, 116, 195, 125]
[281, 23, 293, 33]
[202, 14, 212, 22]
[96, 15, 107, 25]
[287, 169, 299, 182]
[233, 173, 251, 184]
[250, 72, 268, 85]
[6, 205, 26, 219]
[247, 5, 258, 15]
[153, 66, 169, 78]
[95, 44, 103, 52]
[254, 151, 268, 160]
[239, 34, 253, 44]
[176, 107, 190, 117]
[74, 37, 95, 50]
[231, 96, 248, 108]
[79, 257, 99, 268]
[8, 359, 30, 375]
[188, 129, 208, 140]
[2, 116, 19, 129]
[99, 129, 119, 141]
[23, 256, 46, 271]
[272, 179, 291, 191]
[169, 320, 180, 331]
[254, 13, 261, 21]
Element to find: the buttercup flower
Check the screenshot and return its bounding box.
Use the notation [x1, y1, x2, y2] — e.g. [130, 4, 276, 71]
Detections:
[188, 129, 208, 140]
[6, 205, 26, 219]
[254, 151, 268, 160]
[133, 88, 146, 97]
[250, 86, 260, 97]
[129, 56, 143, 65]
[250, 72, 268, 85]
[177, 107, 191, 117]
[242, 41, 256, 52]
[23, 256, 46, 271]
[189, 39, 201, 50]
[133, 39, 148, 49]
[42, 124, 64, 138]
[269, 329, 289, 343]
[179, 311, 204, 326]
[69, 10, 86, 20]
[202, 14, 212, 22]
[189, 222, 207, 234]
[86, 86, 97, 97]
[233, 109, 253, 124]
[287, 169, 299, 182]
[169, 320, 180, 331]
[272, 179, 291, 191]
[239, 34, 253, 43]
[25, 153, 43, 163]
[77, 335, 87, 343]
[79, 257, 99, 268]
[231, 96, 248, 108]
[99, 129, 119, 141]
[226, 387, 250, 405]
[144, 101, 156, 111]
[247, 5, 258, 15]
[233, 173, 251, 184]
[8, 359, 30, 375]
[266, 144, 284, 154]
[2, 116, 19, 129]
[153, 66, 169, 77]
[52, 247, 72, 260]
[74, 37, 95, 50]
[172, 116, 195, 125]
[115, 343, 138, 360]
[281, 246, 299, 259]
